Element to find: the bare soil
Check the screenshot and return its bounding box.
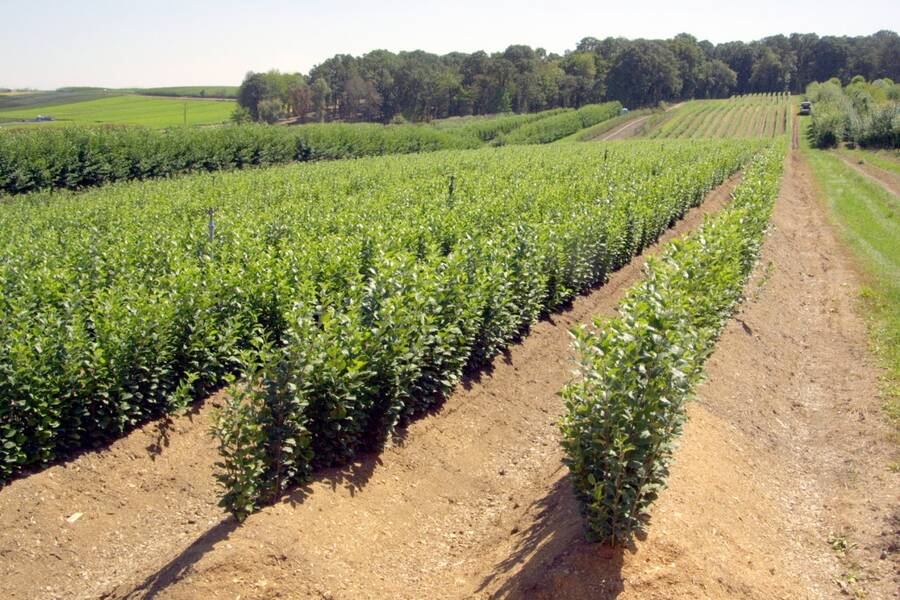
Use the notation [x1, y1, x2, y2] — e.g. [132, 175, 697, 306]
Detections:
[599, 116, 650, 141]
[0, 147, 896, 600]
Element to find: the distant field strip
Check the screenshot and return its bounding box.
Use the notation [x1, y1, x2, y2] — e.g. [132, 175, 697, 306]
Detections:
[0, 95, 235, 127]
[647, 94, 791, 139]
[0, 90, 119, 111]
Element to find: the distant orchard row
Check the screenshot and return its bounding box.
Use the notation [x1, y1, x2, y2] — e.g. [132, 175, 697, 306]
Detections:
[0, 103, 621, 196]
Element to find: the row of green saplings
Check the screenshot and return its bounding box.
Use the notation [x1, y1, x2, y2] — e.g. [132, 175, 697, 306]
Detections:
[560, 144, 784, 543]
[0, 102, 619, 196]
[208, 152, 740, 520]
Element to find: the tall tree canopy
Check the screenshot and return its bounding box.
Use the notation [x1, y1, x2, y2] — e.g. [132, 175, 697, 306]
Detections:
[236, 31, 899, 123]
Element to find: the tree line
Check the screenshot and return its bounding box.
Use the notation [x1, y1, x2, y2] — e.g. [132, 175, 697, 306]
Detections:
[235, 30, 900, 123]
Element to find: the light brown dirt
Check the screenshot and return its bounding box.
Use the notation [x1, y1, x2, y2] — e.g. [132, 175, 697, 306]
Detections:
[0, 176, 741, 600]
[599, 116, 650, 141]
[838, 152, 900, 197]
[1, 146, 896, 600]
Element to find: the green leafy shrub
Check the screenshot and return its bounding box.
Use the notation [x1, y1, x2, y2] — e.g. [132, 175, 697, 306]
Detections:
[0, 139, 764, 492]
[503, 102, 623, 144]
[207, 139, 762, 517]
[806, 78, 900, 148]
[0, 123, 481, 195]
[212, 338, 313, 521]
[560, 143, 785, 545]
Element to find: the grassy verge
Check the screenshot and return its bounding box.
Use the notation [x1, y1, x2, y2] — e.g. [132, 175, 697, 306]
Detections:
[838, 148, 900, 177]
[801, 124, 900, 426]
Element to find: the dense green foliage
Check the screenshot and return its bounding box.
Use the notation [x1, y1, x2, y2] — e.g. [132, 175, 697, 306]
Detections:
[0, 123, 479, 195]
[501, 102, 622, 144]
[0, 139, 763, 489]
[806, 77, 900, 148]
[560, 143, 784, 544]
[436, 108, 571, 141]
[236, 31, 899, 122]
[131, 86, 239, 99]
[0, 105, 615, 195]
[204, 139, 762, 519]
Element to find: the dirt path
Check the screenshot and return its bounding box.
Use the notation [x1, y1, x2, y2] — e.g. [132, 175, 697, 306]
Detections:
[599, 116, 650, 141]
[0, 176, 741, 600]
[837, 152, 900, 197]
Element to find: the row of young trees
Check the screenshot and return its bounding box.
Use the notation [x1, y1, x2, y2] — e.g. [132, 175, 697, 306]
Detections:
[236, 31, 900, 124]
[806, 76, 899, 148]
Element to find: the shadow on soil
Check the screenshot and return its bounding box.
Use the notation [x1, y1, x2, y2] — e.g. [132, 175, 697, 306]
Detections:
[476, 475, 633, 600]
[124, 517, 237, 598]
[121, 453, 385, 598]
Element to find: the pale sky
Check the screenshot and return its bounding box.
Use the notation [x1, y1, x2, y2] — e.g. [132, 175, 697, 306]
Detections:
[2, 0, 897, 89]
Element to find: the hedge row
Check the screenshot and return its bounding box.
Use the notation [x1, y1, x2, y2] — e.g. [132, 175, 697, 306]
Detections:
[806, 79, 900, 148]
[0, 123, 481, 195]
[0, 140, 760, 486]
[501, 102, 623, 144]
[560, 142, 785, 545]
[205, 139, 760, 519]
[453, 108, 572, 141]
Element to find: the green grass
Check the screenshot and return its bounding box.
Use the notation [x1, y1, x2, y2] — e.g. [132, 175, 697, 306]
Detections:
[802, 121, 900, 425]
[131, 86, 239, 99]
[0, 89, 119, 111]
[839, 148, 900, 177]
[0, 94, 235, 127]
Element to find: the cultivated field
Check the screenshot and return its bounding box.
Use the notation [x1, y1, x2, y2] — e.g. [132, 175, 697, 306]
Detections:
[0, 94, 235, 127]
[0, 85, 897, 600]
[646, 93, 792, 139]
[0, 104, 617, 194]
[0, 138, 763, 485]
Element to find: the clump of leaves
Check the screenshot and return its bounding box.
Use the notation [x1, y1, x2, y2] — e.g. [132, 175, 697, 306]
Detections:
[212, 336, 312, 521]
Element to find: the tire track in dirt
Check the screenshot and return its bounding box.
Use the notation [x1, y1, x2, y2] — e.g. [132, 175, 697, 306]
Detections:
[836, 152, 900, 197]
[598, 116, 649, 141]
[0, 175, 743, 600]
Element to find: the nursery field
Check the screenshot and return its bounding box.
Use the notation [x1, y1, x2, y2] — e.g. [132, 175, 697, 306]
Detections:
[0, 103, 619, 195]
[645, 94, 792, 139]
[0, 93, 897, 600]
[0, 138, 764, 490]
[0, 94, 235, 127]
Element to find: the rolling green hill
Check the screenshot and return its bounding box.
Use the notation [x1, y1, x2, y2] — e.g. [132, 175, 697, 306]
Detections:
[0, 94, 235, 127]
